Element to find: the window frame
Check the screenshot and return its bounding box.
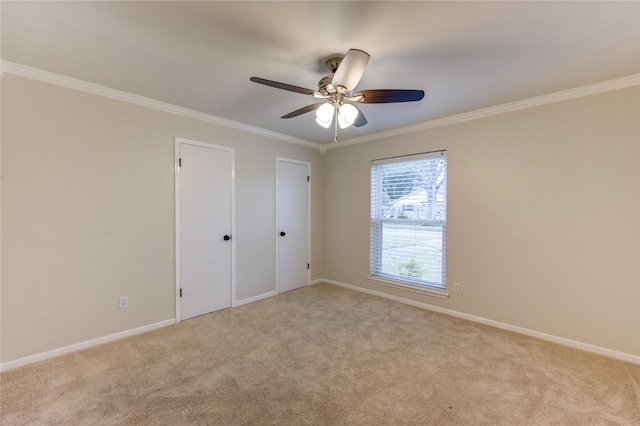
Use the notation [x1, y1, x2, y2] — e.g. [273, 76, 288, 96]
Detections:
[369, 151, 448, 299]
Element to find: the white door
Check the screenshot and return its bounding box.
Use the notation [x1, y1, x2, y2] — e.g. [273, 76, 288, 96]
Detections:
[177, 141, 233, 320]
[277, 158, 310, 293]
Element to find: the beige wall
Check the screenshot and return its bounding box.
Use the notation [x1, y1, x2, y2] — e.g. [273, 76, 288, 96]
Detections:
[323, 86, 639, 356]
[1, 75, 324, 362]
[2, 73, 638, 364]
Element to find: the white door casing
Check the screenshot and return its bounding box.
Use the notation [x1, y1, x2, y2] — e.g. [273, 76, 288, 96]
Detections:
[276, 158, 310, 293]
[175, 138, 234, 321]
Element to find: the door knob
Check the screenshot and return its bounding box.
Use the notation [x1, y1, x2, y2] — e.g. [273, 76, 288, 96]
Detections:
[280, 231, 286, 237]
[223, 235, 231, 241]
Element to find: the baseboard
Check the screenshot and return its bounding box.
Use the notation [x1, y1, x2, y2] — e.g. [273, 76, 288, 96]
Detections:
[0, 319, 176, 372]
[5, 281, 636, 370]
[235, 291, 277, 307]
[320, 278, 640, 365]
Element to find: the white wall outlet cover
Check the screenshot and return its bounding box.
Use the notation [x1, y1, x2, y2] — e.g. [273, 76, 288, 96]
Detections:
[119, 296, 128, 309]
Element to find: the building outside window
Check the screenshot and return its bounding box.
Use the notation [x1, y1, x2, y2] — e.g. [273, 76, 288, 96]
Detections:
[370, 151, 447, 291]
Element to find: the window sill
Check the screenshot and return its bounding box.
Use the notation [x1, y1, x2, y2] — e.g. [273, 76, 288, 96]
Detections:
[368, 276, 450, 300]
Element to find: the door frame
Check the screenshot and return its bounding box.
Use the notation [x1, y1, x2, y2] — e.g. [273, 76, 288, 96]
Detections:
[275, 157, 311, 294]
[175, 137, 236, 323]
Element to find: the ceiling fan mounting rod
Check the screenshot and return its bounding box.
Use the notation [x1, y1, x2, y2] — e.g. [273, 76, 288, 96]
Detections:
[325, 56, 344, 73]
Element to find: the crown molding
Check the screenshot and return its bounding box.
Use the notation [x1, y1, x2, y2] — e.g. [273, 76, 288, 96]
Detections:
[1, 60, 323, 150]
[3, 61, 637, 152]
[329, 73, 640, 150]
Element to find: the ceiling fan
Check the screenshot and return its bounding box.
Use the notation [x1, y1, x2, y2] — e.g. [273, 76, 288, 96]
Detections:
[250, 49, 425, 141]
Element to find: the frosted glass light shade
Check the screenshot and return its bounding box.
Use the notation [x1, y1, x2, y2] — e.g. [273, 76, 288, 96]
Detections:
[338, 103, 358, 129]
[315, 103, 334, 128]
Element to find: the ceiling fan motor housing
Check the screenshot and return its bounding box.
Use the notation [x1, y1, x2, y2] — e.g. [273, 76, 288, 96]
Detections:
[318, 75, 336, 95]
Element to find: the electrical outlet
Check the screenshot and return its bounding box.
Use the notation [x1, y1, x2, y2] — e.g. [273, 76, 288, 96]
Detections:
[453, 282, 461, 293]
[119, 296, 128, 309]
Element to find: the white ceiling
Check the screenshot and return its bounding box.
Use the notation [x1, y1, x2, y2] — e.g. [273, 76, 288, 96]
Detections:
[2, 1, 639, 145]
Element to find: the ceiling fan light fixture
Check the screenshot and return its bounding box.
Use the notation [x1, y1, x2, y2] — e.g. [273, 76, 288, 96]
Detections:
[250, 48, 424, 138]
[337, 103, 358, 129]
[315, 102, 334, 128]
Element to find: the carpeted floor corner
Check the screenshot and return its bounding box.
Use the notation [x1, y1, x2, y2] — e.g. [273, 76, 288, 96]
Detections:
[1, 283, 639, 425]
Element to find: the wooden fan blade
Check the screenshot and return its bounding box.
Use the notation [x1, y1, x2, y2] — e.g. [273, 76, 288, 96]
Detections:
[352, 105, 368, 127]
[352, 89, 425, 103]
[250, 77, 316, 95]
[332, 49, 370, 91]
[281, 103, 325, 119]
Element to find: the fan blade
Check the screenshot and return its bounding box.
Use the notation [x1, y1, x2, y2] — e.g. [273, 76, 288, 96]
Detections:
[352, 105, 368, 127]
[281, 103, 325, 119]
[332, 49, 370, 91]
[250, 77, 316, 95]
[352, 89, 425, 103]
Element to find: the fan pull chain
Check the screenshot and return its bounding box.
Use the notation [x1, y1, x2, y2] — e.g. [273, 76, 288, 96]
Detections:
[334, 107, 338, 143]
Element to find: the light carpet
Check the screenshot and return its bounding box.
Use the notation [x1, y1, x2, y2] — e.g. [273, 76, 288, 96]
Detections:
[1, 283, 639, 425]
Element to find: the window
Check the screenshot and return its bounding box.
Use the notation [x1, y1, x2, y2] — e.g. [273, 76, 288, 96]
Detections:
[370, 151, 447, 292]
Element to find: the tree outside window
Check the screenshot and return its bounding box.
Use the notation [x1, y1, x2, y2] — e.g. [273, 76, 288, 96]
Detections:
[370, 152, 447, 289]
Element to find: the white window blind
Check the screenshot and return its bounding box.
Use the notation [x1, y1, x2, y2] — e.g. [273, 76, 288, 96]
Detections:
[370, 151, 447, 290]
